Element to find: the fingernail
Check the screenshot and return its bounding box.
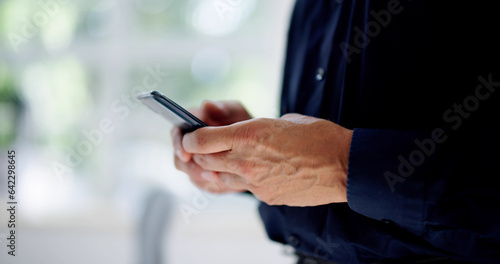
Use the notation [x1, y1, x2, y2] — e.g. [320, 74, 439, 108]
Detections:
[201, 171, 214, 182]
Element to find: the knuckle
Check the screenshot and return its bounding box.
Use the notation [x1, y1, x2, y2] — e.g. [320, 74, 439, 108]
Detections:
[232, 159, 249, 175]
[234, 125, 255, 145]
[281, 113, 295, 119]
[255, 189, 279, 206]
[231, 160, 258, 180]
[254, 119, 274, 142]
[235, 118, 273, 145]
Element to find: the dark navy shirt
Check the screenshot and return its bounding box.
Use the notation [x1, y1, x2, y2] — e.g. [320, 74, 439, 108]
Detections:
[259, 1, 500, 263]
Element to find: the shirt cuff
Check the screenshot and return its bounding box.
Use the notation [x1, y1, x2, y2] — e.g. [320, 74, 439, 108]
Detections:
[346, 128, 427, 236]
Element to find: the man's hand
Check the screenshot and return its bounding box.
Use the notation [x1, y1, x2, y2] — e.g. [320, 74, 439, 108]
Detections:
[172, 100, 252, 193]
[182, 114, 353, 206]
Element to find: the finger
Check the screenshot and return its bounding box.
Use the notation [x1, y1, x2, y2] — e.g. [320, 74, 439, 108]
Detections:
[201, 101, 230, 126]
[192, 152, 237, 174]
[171, 127, 191, 162]
[182, 125, 236, 154]
[174, 156, 220, 190]
[174, 155, 201, 176]
[174, 155, 240, 193]
[188, 101, 229, 126]
[202, 101, 253, 126]
[218, 172, 248, 190]
[199, 171, 233, 193]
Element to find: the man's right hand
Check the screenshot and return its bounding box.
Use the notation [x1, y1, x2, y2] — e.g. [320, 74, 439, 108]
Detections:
[171, 100, 252, 193]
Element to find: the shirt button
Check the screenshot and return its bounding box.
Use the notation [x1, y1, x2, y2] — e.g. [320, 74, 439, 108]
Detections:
[315, 68, 325, 81]
[381, 219, 394, 225]
[288, 235, 301, 247]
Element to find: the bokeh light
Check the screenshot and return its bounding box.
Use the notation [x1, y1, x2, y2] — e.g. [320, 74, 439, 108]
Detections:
[189, 0, 256, 36]
[191, 46, 231, 84]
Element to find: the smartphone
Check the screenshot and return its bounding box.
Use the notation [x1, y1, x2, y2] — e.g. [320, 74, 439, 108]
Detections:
[136, 90, 207, 133]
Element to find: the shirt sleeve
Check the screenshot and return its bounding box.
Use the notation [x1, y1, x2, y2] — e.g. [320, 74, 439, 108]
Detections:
[346, 100, 500, 257]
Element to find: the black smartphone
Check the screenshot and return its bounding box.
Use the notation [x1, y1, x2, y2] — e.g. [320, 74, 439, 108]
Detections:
[136, 90, 207, 133]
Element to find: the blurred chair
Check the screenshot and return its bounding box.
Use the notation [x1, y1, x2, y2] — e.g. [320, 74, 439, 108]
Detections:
[139, 188, 174, 264]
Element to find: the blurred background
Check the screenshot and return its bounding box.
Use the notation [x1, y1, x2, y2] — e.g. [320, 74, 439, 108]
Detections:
[0, 0, 295, 263]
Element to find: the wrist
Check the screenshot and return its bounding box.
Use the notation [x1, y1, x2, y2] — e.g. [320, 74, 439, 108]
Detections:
[339, 128, 353, 203]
